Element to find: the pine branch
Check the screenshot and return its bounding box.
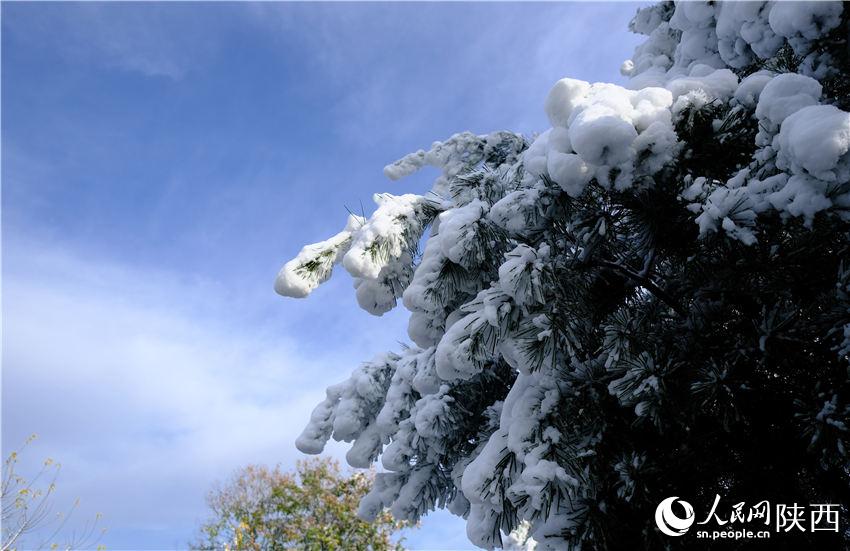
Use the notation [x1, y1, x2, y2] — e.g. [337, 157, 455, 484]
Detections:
[595, 259, 685, 317]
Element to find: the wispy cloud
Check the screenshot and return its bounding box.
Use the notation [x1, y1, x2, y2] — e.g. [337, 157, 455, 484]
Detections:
[1, 242, 358, 546]
[2, 3, 226, 80]
[243, 3, 643, 149]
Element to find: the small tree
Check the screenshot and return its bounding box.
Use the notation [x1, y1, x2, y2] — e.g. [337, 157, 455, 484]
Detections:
[192, 458, 409, 551]
[1, 434, 106, 551]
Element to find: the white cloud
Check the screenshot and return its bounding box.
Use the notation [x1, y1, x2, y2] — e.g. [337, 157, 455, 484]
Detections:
[2, 239, 469, 548]
[1, 242, 360, 546]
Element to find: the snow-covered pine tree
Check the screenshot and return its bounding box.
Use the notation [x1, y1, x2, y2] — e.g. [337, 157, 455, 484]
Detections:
[276, 2, 850, 549]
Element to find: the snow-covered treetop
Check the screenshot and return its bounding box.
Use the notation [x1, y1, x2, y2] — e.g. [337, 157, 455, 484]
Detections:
[276, 3, 850, 549]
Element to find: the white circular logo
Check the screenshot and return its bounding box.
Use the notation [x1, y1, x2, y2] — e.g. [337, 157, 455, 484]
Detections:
[655, 496, 695, 537]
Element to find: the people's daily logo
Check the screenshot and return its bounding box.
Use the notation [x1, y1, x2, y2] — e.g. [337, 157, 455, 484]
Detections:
[655, 496, 695, 536]
[654, 495, 839, 541]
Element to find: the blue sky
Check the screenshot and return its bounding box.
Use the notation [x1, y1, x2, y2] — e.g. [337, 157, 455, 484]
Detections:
[2, 2, 643, 549]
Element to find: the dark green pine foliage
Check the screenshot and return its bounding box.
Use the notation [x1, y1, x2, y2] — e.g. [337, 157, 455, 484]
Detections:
[533, 98, 850, 550]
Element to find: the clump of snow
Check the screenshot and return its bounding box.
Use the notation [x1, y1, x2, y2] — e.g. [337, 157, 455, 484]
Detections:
[755, 72, 822, 128]
[776, 105, 850, 178]
[401, 236, 452, 346]
[296, 353, 398, 467]
[502, 520, 537, 551]
[544, 78, 591, 128]
[766, 105, 850, 225]
[294, 383, 345, 454]
[435, 287, 515, 381]
[570, 104, 639, 166]
[546, 152, 592, 197]
[437, 199, 490, 267]
[732, 69, 774, 108]
[498, 244, 546, 308]
[768, 1, 844, 55]
[434, 312, 485, 381]
[274, 214, 364, 298]
[716, 2, 782, 68]
[528, 78, 676, 199]
[489, 183, 550, 237]
[666, 66, 738, 101]
[694, 186, 757, 245]
[343, 193, 423, 280]
[354, 275, 404, 316]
